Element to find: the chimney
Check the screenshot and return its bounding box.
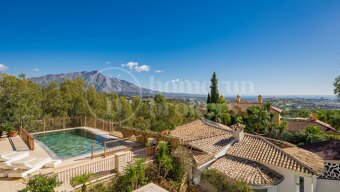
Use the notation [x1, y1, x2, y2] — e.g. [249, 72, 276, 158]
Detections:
[236, 95, 241, 103]
[231, 123, 245, 142]
[258, 95, 263, 104]
[312, 112, 318, 121]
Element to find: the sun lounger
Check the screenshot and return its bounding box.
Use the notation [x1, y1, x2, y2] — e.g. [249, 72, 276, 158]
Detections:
[10, 157, 49, 169]
[0, 152, 30, 169]
[8, 157, 52, 178]
[0, 151, 17, 160]
[0, 151, 29, 162]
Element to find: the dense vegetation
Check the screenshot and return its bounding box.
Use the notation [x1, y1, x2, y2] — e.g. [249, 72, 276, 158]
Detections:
[201, 169, 253, 192]
[19, 174, 60, 192]
[63, 143, 196, 192]
[203, 72, 340, 146]
[205, 72, 231, 124]
[0, 73, 201, 132]
[282, 126, 340, 146]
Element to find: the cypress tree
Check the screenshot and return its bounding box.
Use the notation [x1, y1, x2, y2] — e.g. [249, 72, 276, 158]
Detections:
[207, 93, 211, 103]
[210, 72, 219, 103]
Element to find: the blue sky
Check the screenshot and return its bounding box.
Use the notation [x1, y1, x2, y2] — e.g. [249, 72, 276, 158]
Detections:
[0, 0, 339, 95]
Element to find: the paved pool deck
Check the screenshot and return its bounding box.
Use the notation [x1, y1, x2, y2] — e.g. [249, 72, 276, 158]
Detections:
[0, 127, 142, 192]
[0, 136, 51, 192]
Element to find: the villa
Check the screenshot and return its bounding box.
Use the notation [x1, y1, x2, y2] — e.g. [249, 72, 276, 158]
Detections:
[283, 115, 339, 134]
[228, 95, 283, 124]
[170, 118, 332, 192]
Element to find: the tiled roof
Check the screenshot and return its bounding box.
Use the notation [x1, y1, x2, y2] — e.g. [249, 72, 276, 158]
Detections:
[228, 102, 282, 114]
[270, 106, 283, 113]
[187, 133, 234, 154]
[171, 119, 324, 175]
[227, 134, 324, 175]
[284, 118, 338, 134]
[300, 140, 340, 160]
[209, 155, 284, 186]
[170, 119, 230, 142]
[192, 150, 215, 166]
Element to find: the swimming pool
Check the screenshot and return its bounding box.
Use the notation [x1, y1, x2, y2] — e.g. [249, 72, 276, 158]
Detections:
[34, 128, 114, 159]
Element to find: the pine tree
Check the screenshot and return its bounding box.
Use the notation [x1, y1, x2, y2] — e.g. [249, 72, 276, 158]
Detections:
[207, 93, 211, 103]
[210, 72, 219, 103]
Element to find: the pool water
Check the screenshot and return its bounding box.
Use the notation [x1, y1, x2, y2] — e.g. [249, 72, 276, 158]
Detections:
[34, 129, 113, 159]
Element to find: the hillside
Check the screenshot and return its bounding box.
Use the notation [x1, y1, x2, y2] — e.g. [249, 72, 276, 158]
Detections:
[30, 70, 156, 96]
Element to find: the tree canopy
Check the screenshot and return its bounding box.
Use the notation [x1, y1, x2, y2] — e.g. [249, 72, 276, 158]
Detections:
[0, 73, 200, 132]
[208, 72, 220, 104]
[334, 75, 340, 99]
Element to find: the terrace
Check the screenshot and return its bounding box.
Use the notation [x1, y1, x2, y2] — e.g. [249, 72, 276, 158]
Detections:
[0, 116, 153, 192]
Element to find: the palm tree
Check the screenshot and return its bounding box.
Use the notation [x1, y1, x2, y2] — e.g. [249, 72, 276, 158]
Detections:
[135, 158, 146, 189]
[278, 120, 287, 138]
[247, 106, 270, 134]
[205, 103, 230, 125]
[263, 101, 272, 112]
[161, 156, 173, 179]
[156, 141, 169, 177]
[71, 173, 92, 192]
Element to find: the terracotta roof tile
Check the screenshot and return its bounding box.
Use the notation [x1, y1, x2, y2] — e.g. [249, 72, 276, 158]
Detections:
[170, 119, 230, 142]
[284, 118, 338, 134]
[192, 150, 215, 166]
[171, 119, 325, 175]
[226, 134, 324, 175]
[228, 102, 282, 114]
[209, 155, 284, 186]
[186, 133, 234, 154]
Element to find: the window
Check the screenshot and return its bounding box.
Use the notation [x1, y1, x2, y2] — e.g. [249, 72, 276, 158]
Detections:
[299, 176, 304, 192]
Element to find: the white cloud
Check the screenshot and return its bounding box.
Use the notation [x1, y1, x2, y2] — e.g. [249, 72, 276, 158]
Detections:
[121, 61, 150, 72]
[154, 70, 163, 73]
[122, 61, 138, 69]
[105, 61, 111, 64]
[33, 68, 39, 72]
[135, 65, 150, 72]
[0, 64, 8, 71]
[117, 74, 121, 77]
[170, 78, 180, 83]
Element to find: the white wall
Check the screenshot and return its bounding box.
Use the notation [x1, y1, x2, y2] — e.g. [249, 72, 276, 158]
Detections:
[315, 179, 340, 192]
[264, 163, 316, 192]
[267, 186, 278, 192]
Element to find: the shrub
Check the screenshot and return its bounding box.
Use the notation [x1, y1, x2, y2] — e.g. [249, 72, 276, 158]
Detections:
[88, 182, 108, 192]
[19, 174, 60, 192]
[70, 173, 93, 192]
[201, 169, 253, 192]
[145, 163, 159, 183]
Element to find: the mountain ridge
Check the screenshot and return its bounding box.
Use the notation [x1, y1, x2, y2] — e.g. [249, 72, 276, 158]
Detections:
[30, 70, 157, 96]
[29, 70, 205, 98]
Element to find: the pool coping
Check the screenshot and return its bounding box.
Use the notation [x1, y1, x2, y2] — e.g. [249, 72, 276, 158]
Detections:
[33, 127, 118, 160]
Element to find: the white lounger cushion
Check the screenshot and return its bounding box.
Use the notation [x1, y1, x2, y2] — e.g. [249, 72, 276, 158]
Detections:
[11, 157, 50, 170]
[0, 151, 17, 161]
[0, 152, 30, 169]
[0, 151, 29, 162]
[9, 156, 38, 169]
[8, 158, 52, 178]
